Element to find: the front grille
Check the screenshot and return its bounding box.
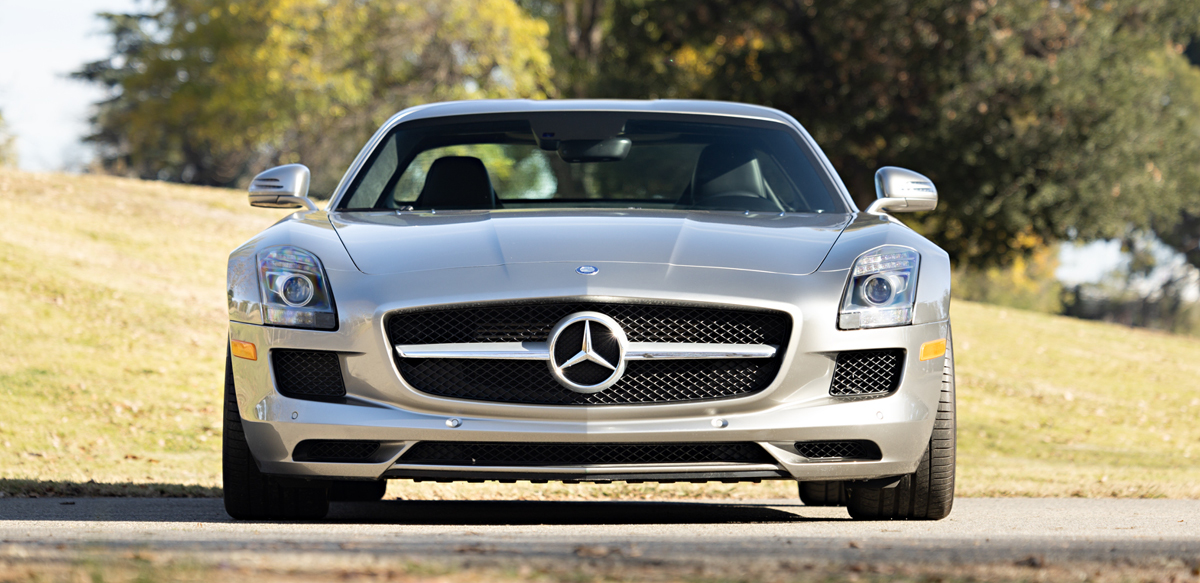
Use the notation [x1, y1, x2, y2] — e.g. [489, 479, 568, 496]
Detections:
[387, 301, 789, 345]
[829, 349, 904, 397]
[272, 349, 346, 400]
[398, 358, 780, 405]
[399, 442, 775, 466]
[795, 440, 882, 461]
[293, 440, 380, 462]
[388, 301, 791, 405]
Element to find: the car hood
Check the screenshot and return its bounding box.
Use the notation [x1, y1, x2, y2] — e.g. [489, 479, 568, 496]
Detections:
[328, 209, 851, 276]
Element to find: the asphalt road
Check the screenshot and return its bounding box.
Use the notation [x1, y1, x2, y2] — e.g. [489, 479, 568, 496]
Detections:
[2, 498, 1198, 574]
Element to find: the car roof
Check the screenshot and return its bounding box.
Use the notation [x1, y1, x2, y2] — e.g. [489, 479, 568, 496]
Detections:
[382, 99, 800, 128]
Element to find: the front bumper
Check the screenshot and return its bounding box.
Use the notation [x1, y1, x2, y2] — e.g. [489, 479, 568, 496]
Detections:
[228, 261, 950, 484]
[238, 375, 940, 483]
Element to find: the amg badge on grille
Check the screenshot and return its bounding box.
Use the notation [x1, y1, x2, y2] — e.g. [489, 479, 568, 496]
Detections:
[547, 312, 627, 393]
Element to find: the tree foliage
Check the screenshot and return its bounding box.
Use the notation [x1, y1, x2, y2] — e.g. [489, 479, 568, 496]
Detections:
[551, 0, 1200, 267]
[75, 0, 553, 193]
[518, 0, 615, 98]
[76, 0, 1200, 270]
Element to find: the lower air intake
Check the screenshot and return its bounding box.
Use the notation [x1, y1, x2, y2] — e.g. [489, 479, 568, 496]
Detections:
[272, 349, 346, 400]
[829, 349, 904, 397]
[399, 442, 775, 467]
[795, 440, 882, 461]
[293, 440, 380, 462]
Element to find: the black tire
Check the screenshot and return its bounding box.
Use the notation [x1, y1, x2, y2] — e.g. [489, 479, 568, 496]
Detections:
[329, 480, 388, 502]
[846, 333, 956, 520]
[223, 349, 330, 520]
[798, 481, 847, 506]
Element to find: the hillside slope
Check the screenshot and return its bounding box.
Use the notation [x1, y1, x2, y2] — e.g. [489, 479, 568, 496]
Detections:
[0, 169, 286, 491]
[0, 168, 1196, 498]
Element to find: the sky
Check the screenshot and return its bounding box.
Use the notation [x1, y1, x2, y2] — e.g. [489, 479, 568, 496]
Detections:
[0, 0, 140, 172]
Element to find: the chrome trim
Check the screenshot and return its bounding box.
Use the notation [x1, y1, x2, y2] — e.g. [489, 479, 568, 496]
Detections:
[395, 342, 549, 359]
[387, 462, 783, 475]
[867, 166, 938, 214]
[624, 343, 777, 360]
[394, 342, 777, 360]
[546, 311, 628, 394]
[249, 164, 318, 211]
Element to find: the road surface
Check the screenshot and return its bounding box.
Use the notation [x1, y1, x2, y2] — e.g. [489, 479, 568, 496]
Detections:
[1, 498, 1198, 578]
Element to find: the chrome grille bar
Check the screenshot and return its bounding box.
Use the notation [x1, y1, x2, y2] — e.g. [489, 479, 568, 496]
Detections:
[395, 342, 776, 360]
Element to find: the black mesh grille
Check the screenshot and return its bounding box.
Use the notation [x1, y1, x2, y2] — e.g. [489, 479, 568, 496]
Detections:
[272, 349, 346, 399]
[398, 358, 780, 405]
[795, 440, 882, 461]
[400, 442, 775, 466]
[387, 301, 791, 405]
[829, 349, 904, 397]
[386, 301, 790, 345]
[293, 440, 380, 462]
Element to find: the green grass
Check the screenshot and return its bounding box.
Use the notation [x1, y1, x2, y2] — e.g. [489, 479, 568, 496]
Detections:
[0, 167, 1197, 499]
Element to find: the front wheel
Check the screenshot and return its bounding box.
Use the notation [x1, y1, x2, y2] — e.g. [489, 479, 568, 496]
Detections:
[845, 332, 956, 520]
[223, 349, 329, 520]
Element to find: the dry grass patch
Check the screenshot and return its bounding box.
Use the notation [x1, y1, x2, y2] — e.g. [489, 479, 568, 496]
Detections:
[952, 302, 1200, 498]
[0, 169, 285, 488]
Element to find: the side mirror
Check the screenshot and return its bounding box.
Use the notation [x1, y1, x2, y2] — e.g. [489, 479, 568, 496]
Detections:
[248, 164, 318, 211]
[866, 166, 937, 214]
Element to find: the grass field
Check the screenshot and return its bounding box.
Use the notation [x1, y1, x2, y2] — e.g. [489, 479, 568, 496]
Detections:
[1, 167, 1197, 499]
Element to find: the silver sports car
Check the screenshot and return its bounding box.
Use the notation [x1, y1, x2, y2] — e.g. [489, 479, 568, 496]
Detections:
[224, 99, 955, 520]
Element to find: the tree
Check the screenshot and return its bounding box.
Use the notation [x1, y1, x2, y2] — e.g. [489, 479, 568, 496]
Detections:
[0, 109, 16, 168]
[570, 0, 1200, 267]
[519, 0, 614, 97]
[75, 0, 554, 193]
[1158, 42, 1200, 269]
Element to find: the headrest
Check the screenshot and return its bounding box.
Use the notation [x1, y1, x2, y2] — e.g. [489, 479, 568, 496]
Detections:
[691, 144, 766, 203]
[415, 156, 496, 210]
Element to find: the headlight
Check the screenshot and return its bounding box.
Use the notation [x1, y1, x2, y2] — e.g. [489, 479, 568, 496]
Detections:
[839, 246, 919, 330]
[257, 246, 337, 330]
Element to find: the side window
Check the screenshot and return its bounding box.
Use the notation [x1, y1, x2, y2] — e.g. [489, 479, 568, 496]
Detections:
[391, 149, 442, 203]
[342, 135, 398, 209]
[757, 153, 802, 206]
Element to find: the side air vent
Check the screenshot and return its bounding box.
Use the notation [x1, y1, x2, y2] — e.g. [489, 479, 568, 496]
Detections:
[293, 440, 380, 462]
[795, 440, 882, 461]
[829, 349, 904, 397]
[272, 349, 346, 400]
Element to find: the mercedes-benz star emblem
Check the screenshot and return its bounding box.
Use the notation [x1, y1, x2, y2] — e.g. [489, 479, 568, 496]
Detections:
[547, 311, 627, 393]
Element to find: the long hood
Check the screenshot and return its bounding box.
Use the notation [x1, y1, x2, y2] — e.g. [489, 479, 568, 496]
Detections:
[328, 209, 851, 276]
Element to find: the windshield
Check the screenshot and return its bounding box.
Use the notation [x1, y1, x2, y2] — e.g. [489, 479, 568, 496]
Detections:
[338, 114, 846, 213]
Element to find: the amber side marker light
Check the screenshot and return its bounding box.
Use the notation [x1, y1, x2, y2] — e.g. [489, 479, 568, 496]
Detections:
[919, 338, 947, 361]
[231, 339, 258, 361]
